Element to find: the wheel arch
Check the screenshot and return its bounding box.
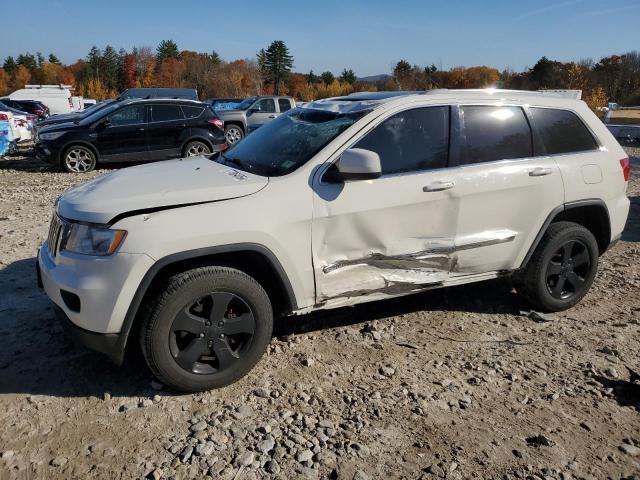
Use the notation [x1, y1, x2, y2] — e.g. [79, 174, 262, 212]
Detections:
[224, 121, 245, 133]
[181, 137, 214, 156]
[520, 199, 612, 269]
[114, 243, 297, 362]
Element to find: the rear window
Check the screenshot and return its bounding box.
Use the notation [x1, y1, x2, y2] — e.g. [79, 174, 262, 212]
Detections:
[529, 107, 598, 155]
[182, 105, 204, 118]
[460, 106, 532, 164]
[151, 104, 184, 122]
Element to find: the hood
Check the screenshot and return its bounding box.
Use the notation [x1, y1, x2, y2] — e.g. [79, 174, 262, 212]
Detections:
[57, 156, 268, 224]
[38, 121, 79, 133]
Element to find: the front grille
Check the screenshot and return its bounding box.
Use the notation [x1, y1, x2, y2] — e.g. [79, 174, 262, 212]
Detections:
[47, 214, 64, 257]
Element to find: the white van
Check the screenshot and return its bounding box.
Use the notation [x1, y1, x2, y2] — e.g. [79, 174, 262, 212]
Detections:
[71, 96, 84, 112]
[9, 85, 74, 114]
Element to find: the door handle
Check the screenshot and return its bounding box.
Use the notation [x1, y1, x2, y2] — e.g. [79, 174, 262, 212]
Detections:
[422, 181, 455, 192]
[268, 115, 277, 119]
[175, 123, 186, 128]
[529, 167, 553, 177]
[137, 127, 145, 132]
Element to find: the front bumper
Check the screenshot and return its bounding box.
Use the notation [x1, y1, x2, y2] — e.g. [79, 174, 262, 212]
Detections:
[34, 142, 58, 163]
[37, 242, 155, 363]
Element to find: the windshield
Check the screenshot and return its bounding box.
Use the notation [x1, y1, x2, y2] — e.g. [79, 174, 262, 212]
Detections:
[234, 97, 258, 111]
[218, 107, 371, 177]
[79, 103, 119, 125]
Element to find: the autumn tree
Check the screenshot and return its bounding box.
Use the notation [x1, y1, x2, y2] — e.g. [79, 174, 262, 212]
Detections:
[583, 86, 608, 112]
[339, 69, 357, 84]
[0, 68, 10, 95]
[12, 65, 31, 89]
[157, 58, 186, 87]
[122, 54, 138, 88]
[258, 40, 293, 95]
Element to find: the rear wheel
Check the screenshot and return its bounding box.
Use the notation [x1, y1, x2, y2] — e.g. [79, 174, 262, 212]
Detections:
[224, 124, 244, 145]
[62, 145, 96, 173]
[183, 141, 211, 157]
[140, 266, 273, 392]
[515, 221, 599, 312]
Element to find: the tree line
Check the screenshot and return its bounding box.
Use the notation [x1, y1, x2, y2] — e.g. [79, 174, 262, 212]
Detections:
[1, 40, 639, 112]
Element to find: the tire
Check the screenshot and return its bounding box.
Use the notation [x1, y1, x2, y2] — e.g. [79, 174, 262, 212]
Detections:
[224, 124, 244, 145]
[61, 145, 97, 173]
[183, 140, 212, 157]
[515, 221, 599, 312]
[140, 266, 273, 392]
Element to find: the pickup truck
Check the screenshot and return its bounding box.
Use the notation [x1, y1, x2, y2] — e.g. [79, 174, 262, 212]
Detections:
[216, 95, 296, 145]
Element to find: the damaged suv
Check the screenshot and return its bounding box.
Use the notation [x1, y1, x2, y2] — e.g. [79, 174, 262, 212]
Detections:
[38, 90, 631, 392]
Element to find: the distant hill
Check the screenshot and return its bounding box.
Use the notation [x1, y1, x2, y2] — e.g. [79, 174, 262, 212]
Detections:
[357, 74, 392, 83]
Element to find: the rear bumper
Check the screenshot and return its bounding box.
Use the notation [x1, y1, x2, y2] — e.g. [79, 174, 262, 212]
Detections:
[53, 305, 125, 365]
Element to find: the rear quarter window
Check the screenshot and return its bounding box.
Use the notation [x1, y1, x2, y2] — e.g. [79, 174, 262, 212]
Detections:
[182, 105, 204, 118]
[529, 107, 598, 155]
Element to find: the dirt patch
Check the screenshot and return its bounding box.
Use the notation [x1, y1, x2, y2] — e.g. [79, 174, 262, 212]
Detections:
[1, 152, 639, 480]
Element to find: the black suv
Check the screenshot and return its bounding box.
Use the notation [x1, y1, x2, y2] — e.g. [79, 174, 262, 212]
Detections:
[34, 99, 227, 173]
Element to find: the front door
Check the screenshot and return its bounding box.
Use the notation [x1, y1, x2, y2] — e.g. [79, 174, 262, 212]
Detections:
[96, 104, 148, 161]
[246, 98, 277, 131]
[312, 106, 457, 306]
[146, 103, 187, 160]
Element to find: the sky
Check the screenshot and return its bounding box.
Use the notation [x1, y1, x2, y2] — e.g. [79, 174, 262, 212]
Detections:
[1, 0, 639, 76]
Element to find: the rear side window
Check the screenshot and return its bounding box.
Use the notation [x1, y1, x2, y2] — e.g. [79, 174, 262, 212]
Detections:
[529, 107, 598, 154]
[151, 104, 184, 122]
[182, 105, 204, 118]
[460, 106, 532, 164]
[355, 106, 449, 175]
[278, 99, 292, 112]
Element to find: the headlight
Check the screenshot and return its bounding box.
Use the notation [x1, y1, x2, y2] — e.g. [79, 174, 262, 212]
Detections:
[39, 131, 65, 141]
[61, 223, 127, 256]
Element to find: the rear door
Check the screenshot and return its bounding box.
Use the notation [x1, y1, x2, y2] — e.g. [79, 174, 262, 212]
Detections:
[449, 104, 564, 274]
[146, 103, 187, 160]
[95, 104, 149, 161]
[246, 98, 277, 131]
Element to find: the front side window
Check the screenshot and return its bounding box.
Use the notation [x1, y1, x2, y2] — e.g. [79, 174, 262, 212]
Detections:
[255, 99, 276, 113]
[151, 104, 184, 122]
[460, 106, 532, 164]
[108, 105, 145, 126]
[354, 106, 450, 175]
[219, 107, 370, 176]
[529, 107, 598, 155]
[278, 98, 292, 112]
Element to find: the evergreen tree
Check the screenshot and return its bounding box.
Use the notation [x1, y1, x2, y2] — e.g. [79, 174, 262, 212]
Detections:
[36, 52, 45, 68]
[3, 56, 17, 73]
[259, 40, 293, 94]
[320, 71, 335, 85]
[87, 46, 102, 79]
[156, 40, 180, 63]
[16, 53, 37, 70]
[101, 45, 120, 91]
[48, 54, 61, 65]
[306, 70, 317, 84]
[339, 68, 357, 84]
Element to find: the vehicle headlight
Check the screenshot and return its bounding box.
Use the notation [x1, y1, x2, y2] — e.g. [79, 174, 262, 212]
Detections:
[39, 131, 65, 141]
[61, 223, 127, 256]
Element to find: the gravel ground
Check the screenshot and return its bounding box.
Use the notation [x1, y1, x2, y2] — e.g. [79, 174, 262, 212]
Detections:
[0, 149, 639, 480]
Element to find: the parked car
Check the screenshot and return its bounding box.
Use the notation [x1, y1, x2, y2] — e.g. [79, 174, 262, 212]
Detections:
[35, 98, 226, 172]
[36, 99, 117, 129]
[9, 85, 74, 114]
[607, 124, 640, 147]
[118, 88, 198, 101]
[0, 101, 35, 143]
[216, 95, 296, 145]
[37, 89, 630, 392]
[207, 98, 242, 111]
[0, 98, 49, 118]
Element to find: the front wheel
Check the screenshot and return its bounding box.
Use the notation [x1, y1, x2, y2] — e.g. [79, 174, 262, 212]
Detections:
[140, 266, 273, 392]
[515, 221, 599, 312]
[62, 145, 97, 173]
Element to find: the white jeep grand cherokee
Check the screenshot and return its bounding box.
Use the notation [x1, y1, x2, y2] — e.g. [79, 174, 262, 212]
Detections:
[38, 90, 631, 392]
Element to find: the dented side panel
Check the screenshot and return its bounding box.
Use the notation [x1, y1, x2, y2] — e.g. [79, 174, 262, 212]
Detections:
[312, 170, 459, 304]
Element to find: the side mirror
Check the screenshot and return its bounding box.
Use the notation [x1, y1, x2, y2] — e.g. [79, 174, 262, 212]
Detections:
[101, 120, 111, 129]
[333, 148, 382, 181]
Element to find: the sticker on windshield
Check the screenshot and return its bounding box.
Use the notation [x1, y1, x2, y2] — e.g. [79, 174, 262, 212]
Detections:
[226, 169, 248, 181]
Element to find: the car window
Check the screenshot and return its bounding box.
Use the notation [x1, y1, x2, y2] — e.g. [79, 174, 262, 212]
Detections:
[255, 99, 276, 113]
[529, 107, 598, 155]
[354, 106, 449, 175]
[108, 105, 145, 126]
[460, 105, 532, 164]
[151, 104, 184, 122]
[278, 99, 292, 112]
[182, 105, 204, 118]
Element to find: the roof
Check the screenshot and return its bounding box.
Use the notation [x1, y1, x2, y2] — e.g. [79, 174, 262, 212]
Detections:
[304, 89, 587, 114]
[119, 98, 206, 106]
